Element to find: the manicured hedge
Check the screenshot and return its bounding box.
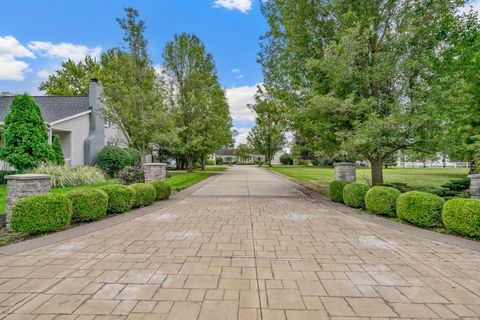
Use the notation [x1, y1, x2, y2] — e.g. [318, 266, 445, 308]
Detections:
[397, 191, 445, 228]
[365, 186, 401, 217]
[329, 180, 350, 203]
[343, 183, 369, 208]
[150, 181, 172, 200]
[66, 188, 108, 222]
[442, 198, 480, 238]
[129, 183, 156, 208]
[98, 185, 135, 214]
[10, 194, 72, 234]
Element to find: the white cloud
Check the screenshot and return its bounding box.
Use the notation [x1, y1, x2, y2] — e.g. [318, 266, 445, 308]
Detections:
[234, 127, 251, 146]
[225, 84, 258, 121]
[460, 0, 480, 14]
[28, 41, 101, 62]
[231, 68, 240, 73]
[213, 0, 252, 13]
[36, 69, 52, 79]
[0, 36, 35, 81]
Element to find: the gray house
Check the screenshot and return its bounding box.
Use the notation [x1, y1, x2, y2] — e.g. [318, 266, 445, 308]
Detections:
[0, 80, 127, 166]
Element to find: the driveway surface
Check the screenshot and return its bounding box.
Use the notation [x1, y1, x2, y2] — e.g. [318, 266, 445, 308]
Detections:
[1, 166, 480, 319]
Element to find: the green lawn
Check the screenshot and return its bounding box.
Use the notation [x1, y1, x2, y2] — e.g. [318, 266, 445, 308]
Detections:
[268, 166, 469, 195]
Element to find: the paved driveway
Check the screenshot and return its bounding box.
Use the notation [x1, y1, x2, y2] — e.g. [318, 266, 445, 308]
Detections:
[1, 166, 480, 319]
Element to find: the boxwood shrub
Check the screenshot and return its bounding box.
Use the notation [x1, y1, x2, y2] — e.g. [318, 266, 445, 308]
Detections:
[365, 186, 401, 217]
[66, 188, 108, 222]
[10, 194, 72, 234]
[397, 191, 445, 228]
[343, 183, 369, 208]
[98, 185, 135, 214]
[150, 180, 172, 200]
[329, 180, 350, 203]
[129, 183, 156, 208]
[442, 198, 480, 238]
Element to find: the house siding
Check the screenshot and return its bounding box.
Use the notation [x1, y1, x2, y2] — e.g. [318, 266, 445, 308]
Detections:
[52, 114, 90, 165]
[105, 123, 128, 147]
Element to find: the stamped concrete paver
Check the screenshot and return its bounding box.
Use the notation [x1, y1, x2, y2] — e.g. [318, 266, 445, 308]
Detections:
[1, 166, 480, 319]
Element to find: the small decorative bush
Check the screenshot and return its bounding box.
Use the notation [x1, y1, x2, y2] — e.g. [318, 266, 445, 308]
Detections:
[280, 154, 294, 165]
[329, 180, 350, 203]
[129, 183, 156, 208]
[397, 191, 445, 228]
[117, 164, 144, 185]
[442, 198, 480, 238]
[98, 146, 131, 177]
[98, 185, 135, 214]
[52, 135, 64, 165]
[205, 159, 215, 166]
[436, 178, 471, 199]
[66, 188, 108, 222]
[32, 163, 105, 188]
[343, 183, 369, 208]
[216, 157, 224, 165]
[365, 186, 401, 217]
[10, 194, 72, 234]
[0, 170, 17, 185]
[150, 181, 172, 200]
[124, 148, 141, 166]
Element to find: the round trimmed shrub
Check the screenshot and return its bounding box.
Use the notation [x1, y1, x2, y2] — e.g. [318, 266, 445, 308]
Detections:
[329, 180, 350, 203]
[66, 188, 108, 222]
[10, 194, 72, 234]
[442, 198, 480, 238]
[129, 183, 156, 208]
[124, 148, 141, 166]
[397, 191, 445, 228]
[150, 181, 172, 200]
[365, 186, 401, 217]
[98, 185, 135, 214]
[98, 146, 130, 177]
[343, 183, 369, 208]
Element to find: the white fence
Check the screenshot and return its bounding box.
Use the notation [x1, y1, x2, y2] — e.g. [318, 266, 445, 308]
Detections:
[396, 162, 470, 168]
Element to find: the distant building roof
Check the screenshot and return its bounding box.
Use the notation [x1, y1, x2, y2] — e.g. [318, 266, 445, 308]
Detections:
[215, 148, 235, 156]
[0, 96, 90, 123]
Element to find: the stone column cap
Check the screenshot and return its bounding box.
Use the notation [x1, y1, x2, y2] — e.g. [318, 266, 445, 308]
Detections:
[468, 174, 480, 179]
[6, 174, 52, 180]
[143, 163, 167, 166]
[334, 162, 356, 167]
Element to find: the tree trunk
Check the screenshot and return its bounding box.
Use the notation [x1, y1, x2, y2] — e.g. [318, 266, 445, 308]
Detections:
[187, 156, 194, 172]
[201, 155, 205, 171]
[370, 158, 384, 185]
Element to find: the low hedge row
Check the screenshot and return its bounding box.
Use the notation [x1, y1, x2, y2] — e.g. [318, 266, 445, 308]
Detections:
[10, 180, 172, 235]
[331, 180, 480, 239]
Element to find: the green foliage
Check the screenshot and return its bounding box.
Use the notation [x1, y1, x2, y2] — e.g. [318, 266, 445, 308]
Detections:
[10, 194, 72, 234]
[98, 185, 135, 214]
[365, 186, 401, 217]
[32, 163, 105, 188]
[343, 183, 369, 209]
[51, 135, 64, 165]
[117, 164, 144, 185]
[0, 95, 54, 171]
[205, 159, 215, 166]
[39, 56, 100, 96]
[98, 146, 131, 177]
[163, 33, 232, 171]
[443, 198, 480, 238]
[328, 180, 350, 203]
[234, 144, 254, 162]
[280, 154, 294, 165]
[150, 180, 172, 200]
[129, 183, 156, 207]
[397, 191, 445, 228]
[216, 157, 224, 165]
[436, 178, 471, 198]
[381, 182, 414, 193]
[124, 148, 141, 166]
[66, 188, 108, 222]
[0, 171, 16, 185]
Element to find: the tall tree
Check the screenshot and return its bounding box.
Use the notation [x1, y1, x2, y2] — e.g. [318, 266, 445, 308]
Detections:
[260, 0, 462, 185]
[235, 144, 254, 162]
[247, 88, 285, 167]
[39, 56, 100, 96]
[0, 95, 54, 171]
[99, 7, 170, 162]
[163, 33, 232, 172]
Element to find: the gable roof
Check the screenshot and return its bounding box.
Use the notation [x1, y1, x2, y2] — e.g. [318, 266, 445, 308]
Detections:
[215, 148, 235, 156]
[0, 96, 90, 123]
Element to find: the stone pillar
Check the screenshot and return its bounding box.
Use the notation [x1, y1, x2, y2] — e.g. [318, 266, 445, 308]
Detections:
[6, 174, 52, 227]
[143, 163, 167, 182]
[469, 174, 480, 200]
[334, 162, 356, 182]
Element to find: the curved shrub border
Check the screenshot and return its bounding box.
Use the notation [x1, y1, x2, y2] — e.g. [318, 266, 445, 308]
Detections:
[98, 185, 136, 214]
[329, 180, 350, 203]
[150, 181, 172, 200]
[129, 183, 156, 208]
[443, 198, 480, 238]
[10, 194, 72, 234]
[365, 186, 401, 217]
[397, 191, 445, 228]
[343, 183, 369, 208]
[66, 188, 108, 222]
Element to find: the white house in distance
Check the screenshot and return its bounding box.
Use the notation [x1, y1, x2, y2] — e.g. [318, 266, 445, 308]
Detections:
[211, 148, 282, 164]
[0, 80, 127, 166]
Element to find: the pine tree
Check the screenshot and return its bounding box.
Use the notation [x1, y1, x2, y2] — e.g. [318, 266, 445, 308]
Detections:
[52, 135, 65, 165]
[0, 95, 54, 171]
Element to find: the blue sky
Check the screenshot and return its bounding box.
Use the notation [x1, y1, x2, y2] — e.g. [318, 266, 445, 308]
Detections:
[0, 0, 266, 144]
